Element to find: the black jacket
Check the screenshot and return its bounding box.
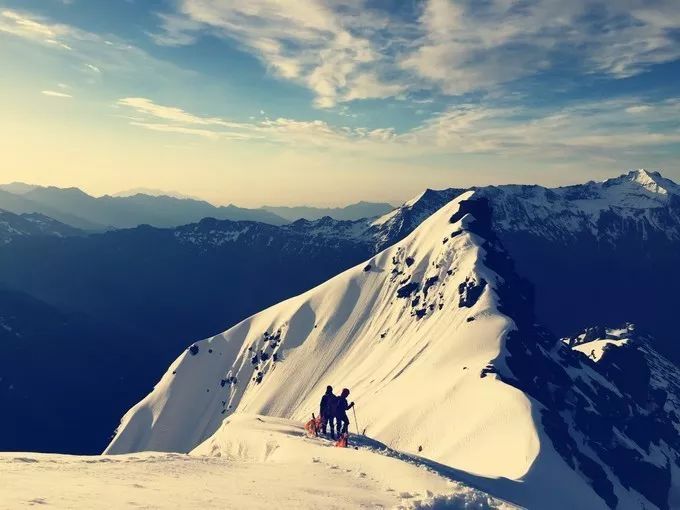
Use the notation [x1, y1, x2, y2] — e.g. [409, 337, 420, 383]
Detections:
[335, 396, 352, 417]
[320, 393, 336, 418]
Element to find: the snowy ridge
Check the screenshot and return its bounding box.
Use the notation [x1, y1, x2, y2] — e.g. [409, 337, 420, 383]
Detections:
[106, 185, 680, 509]
[477, 170, 680, 241]
[103, 192, 594, 508]
[106, 190, 538, 476]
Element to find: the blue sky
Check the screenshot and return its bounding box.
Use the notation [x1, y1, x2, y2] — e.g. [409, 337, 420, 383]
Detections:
[0, 0, 679, 206]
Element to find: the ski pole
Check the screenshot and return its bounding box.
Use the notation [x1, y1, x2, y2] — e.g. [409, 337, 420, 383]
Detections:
[352, 406, 359, 435]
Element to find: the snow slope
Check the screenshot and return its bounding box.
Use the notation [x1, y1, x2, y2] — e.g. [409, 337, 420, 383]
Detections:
[106, 191, 540, 475]
[2, 415, 516, 509]
[105, 191, 601, 508]
[106, 189, 680, 509]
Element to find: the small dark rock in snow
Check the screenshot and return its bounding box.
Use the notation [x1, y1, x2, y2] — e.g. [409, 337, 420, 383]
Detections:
[172, 371, 176, 375]
[208, 349, 213, 354]
[363, 264, 372, 272]
[423, 276, 439, 297]
[458, 277, 487, 308]
[397, 282, 419, 298]
[189, 345, 199, 356]
[480, 365, 497, 378]
[467, 317, 475, 322]
[405, 256, 415, 267]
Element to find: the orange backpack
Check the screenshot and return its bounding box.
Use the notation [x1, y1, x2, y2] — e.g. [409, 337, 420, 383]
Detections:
[304, 414, 322, 437]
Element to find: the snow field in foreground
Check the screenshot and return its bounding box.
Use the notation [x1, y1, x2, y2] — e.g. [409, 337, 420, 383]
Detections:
[0, 415, 516, 510]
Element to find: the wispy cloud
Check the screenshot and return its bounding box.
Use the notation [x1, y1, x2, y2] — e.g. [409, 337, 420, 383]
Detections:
[117, 96, 680, 161]
[401, 0, 680, 94]
[41, 89, 73, 98]
[153, 0, 407, 108]
[154, 0, 680, 106]
[0, 9, 74, 49]
[116, 96, 396, 145]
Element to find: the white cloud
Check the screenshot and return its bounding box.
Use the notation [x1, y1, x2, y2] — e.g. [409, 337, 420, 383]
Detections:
[117, 98, 244, 129]
[401, 0, 680, 94]
[0, 9, 75, 49]
[154, 0, 680, 104]
[41, 90, 72, 98]
[407, 98, 680, 155]
[2, 8, 199, 92]
[117, 96, 680, 160]
[154, 0, 406, 108]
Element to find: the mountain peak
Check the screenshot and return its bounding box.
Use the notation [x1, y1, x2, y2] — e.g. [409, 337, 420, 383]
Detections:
[605, 169, 679, 196]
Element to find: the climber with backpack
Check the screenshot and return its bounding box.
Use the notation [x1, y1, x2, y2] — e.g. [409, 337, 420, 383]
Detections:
[319, 385, 337, 438]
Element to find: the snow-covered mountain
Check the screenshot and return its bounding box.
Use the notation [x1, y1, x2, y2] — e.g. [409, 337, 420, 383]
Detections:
[474, 169, 680, 363]
[106, 191, 680, 509]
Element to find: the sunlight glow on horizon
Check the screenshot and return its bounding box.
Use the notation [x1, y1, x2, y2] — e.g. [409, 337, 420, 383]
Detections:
[0, 1, 678, 206]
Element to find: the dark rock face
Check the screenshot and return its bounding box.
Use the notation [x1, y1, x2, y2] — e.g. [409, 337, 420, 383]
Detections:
[476, 184, 680, 365]
[458, 277, 487, 308]
[396, 282, 419, 299]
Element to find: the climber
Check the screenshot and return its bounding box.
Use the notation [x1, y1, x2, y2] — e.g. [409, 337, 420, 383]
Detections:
[335, 388, 354, 435]
[319, 385, 337, 437]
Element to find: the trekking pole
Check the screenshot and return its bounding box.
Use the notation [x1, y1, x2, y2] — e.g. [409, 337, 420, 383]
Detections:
[352, 406, 360, 436]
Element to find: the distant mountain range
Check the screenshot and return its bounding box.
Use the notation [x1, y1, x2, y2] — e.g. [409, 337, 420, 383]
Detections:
[1, 169, 679, 461]
[0, 183, 396, 228]
[260, 201, 394, 221]
[0, 183, 287, 229]
[112, 187, 198, 200]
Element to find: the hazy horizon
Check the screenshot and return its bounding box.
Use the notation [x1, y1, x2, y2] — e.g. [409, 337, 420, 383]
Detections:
[1, 1, 679, 207]
[0, 167, 674, 209]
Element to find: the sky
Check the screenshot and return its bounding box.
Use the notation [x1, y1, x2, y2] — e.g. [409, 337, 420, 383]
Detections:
[0, 0, 679, 207]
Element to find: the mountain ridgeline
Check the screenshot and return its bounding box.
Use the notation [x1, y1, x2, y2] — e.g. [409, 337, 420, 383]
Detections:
[0, 184, 287, 229]
[1, 169, 679, 475]
[106, 192, 680, 509]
